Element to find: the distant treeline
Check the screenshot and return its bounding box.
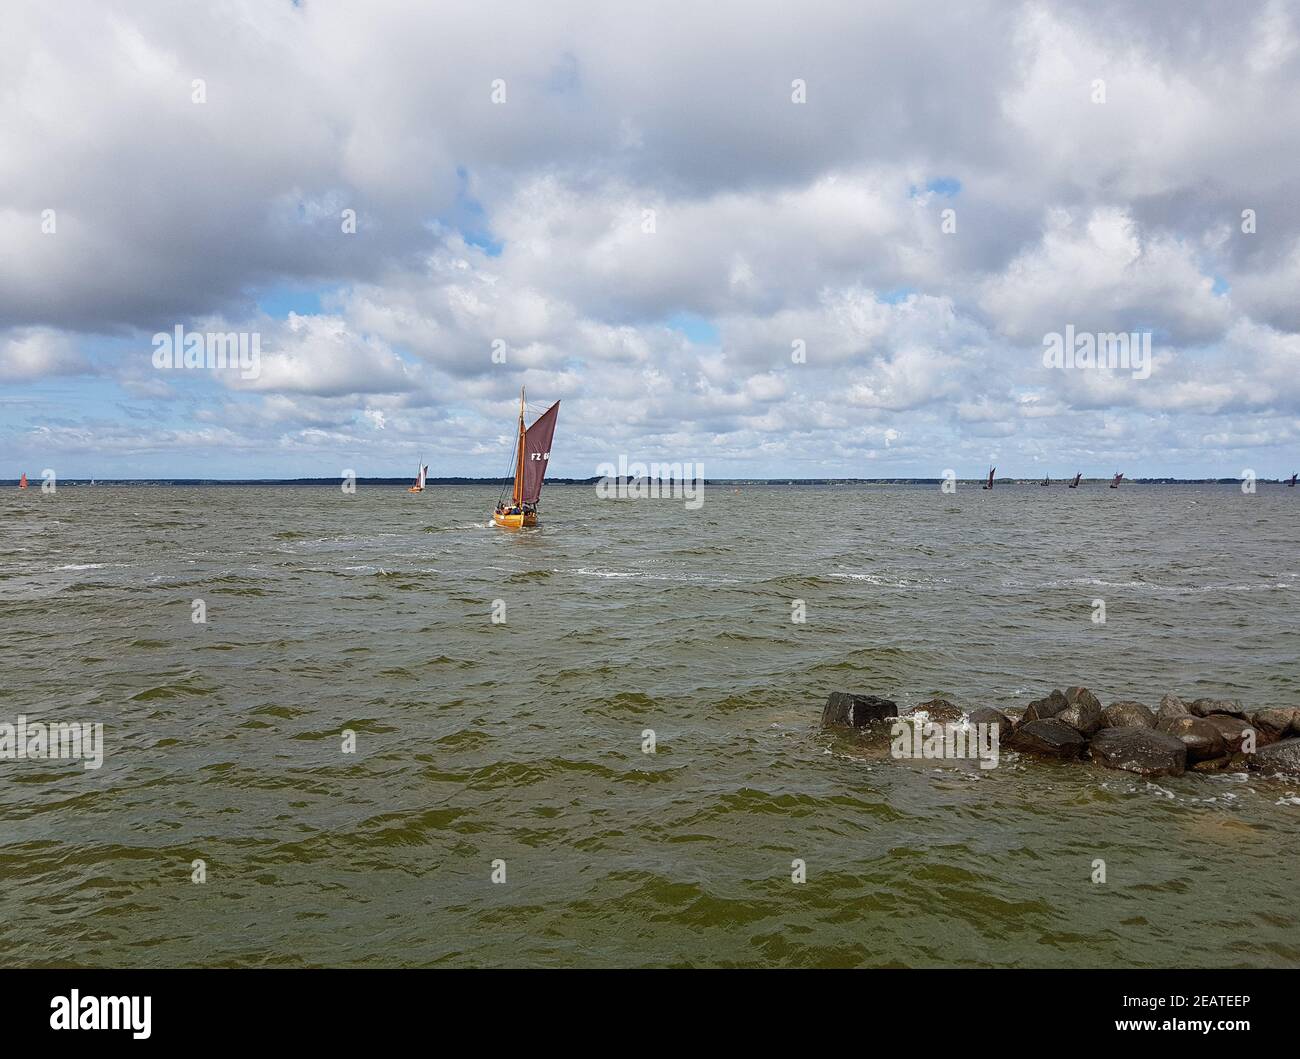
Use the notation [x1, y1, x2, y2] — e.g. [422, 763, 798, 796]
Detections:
[7, 477, 1289, 486]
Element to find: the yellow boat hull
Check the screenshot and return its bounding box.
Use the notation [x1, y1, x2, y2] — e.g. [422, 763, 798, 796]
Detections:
[492, 511, 536, 529]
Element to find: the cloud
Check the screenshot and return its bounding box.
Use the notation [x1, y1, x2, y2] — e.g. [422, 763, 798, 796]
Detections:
[0, 327, 89, 380]
[2, 0, 1298, 477]
[232, 313, 420, 397]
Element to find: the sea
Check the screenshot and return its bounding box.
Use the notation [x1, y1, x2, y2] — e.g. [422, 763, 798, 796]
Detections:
[1, 482, 1297, 967]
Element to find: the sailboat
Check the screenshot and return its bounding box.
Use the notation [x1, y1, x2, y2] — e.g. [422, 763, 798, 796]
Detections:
[1287, 473, 1297, 487]
[1040, 474, 1050, 487]
[406, 463, 429, 494]
[1068, 472, 1081, 488]
[981, 466, 995, 490]
[18, 473, 28, 490]
[1110, 472, 1124, 489]
[492, 387, 560, 529]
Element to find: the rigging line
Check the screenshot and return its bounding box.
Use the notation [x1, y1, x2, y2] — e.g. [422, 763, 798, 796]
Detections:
[497, 428, 519, 506]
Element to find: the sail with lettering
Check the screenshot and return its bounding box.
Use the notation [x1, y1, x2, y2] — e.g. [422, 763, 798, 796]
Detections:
[18, 473, 28, 489]
[520, 402, 559, 504]
[493, 387, 560, 528]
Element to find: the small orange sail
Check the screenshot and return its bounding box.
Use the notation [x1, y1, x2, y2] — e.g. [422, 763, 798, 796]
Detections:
[18, 473, 28, 489]
[406, 463, 428, 493]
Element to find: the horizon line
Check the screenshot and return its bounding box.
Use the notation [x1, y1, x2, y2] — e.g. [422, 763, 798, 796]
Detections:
[6, 476, 1296, 486]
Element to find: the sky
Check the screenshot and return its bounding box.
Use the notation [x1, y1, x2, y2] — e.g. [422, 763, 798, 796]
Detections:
[2, 0, 1299, 480]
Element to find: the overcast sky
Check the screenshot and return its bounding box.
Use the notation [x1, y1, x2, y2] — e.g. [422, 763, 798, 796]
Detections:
[3, 0, 1299, 479]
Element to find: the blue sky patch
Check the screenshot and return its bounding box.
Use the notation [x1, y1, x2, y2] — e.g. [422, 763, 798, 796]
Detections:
[666, 312, 720, 343]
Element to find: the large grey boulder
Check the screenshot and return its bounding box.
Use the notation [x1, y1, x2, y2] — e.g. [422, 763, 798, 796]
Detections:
[1009, 719, 1086, 759]
[913, 697, 962, 723]
[1064, 686, 1102, 711]
[1189, 697, 1247, 718]
[1101, 701, 1156, 729]
[1158, 715, 1227, 762]
[1023, 690, 1068, 722]
[1250, 708, 1299, 739]
[1201, 714, 1255, 754]
[1089, 727, 1187, 777]
[821, 692, 898, 729]
[1247, 738, 1300, 775]
[1157, 694, 1191, 724]
[968, 707, 1013, 741]
[1056, 699, 1104, 736]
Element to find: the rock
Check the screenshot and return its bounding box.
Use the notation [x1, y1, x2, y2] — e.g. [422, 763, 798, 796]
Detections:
[1024, 690, 1068, 722]
[1251, 708, 1300, 738]
[968, 707, 1013, 741]
[1157, 693, 1191, 723]
[1157, 715, 1227, 762]
[1089, 727, 1187, 777]
[1190, 755, 1234, 773]
[821, 692, 898, 729]
[1064, 686, 1101, 711]
[913, 697, 962, 723]
[1247, 737, 1300, 775]
[1009, 719, 1086, 759]
[1101, 700, 1156, 729]
[1056, 699, 1104, 736]
[1189, 697, 1247, 718]
[1201, 714, 1256, 754]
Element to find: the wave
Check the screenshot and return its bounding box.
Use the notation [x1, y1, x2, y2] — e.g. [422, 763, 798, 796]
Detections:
[1004, 577, 1294, 594]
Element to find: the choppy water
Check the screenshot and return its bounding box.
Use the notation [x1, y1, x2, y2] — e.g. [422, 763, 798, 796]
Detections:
[1, 483, 1297, 967]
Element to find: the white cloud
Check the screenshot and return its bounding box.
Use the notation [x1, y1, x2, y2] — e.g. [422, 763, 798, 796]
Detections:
[2, 0, 1298, 477]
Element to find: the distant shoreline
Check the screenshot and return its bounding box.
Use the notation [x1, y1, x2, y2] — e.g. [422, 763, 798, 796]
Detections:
[5, 477, 1293, 487]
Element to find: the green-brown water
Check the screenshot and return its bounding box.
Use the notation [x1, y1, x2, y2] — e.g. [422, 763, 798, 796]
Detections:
[1, 483, 1297, 966]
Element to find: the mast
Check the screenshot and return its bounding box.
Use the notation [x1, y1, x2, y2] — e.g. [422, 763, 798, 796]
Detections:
[512, 386, 526, 505]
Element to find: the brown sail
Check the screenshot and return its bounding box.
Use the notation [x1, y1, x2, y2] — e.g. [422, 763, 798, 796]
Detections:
[520, 401, 559, 504]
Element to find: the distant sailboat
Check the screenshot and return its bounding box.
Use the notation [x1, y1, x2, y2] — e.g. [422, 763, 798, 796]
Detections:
[1288, 473, 1297, 487]
[18, 473, 28, 489]
[1110, 472, 1124, 489]
[492, 387, 560, 528]
[1068, 472, 1081, 488]
[982, 466, 995, 490]
[1040, 474, 1050, 486]
[406, 463, 428, 494]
